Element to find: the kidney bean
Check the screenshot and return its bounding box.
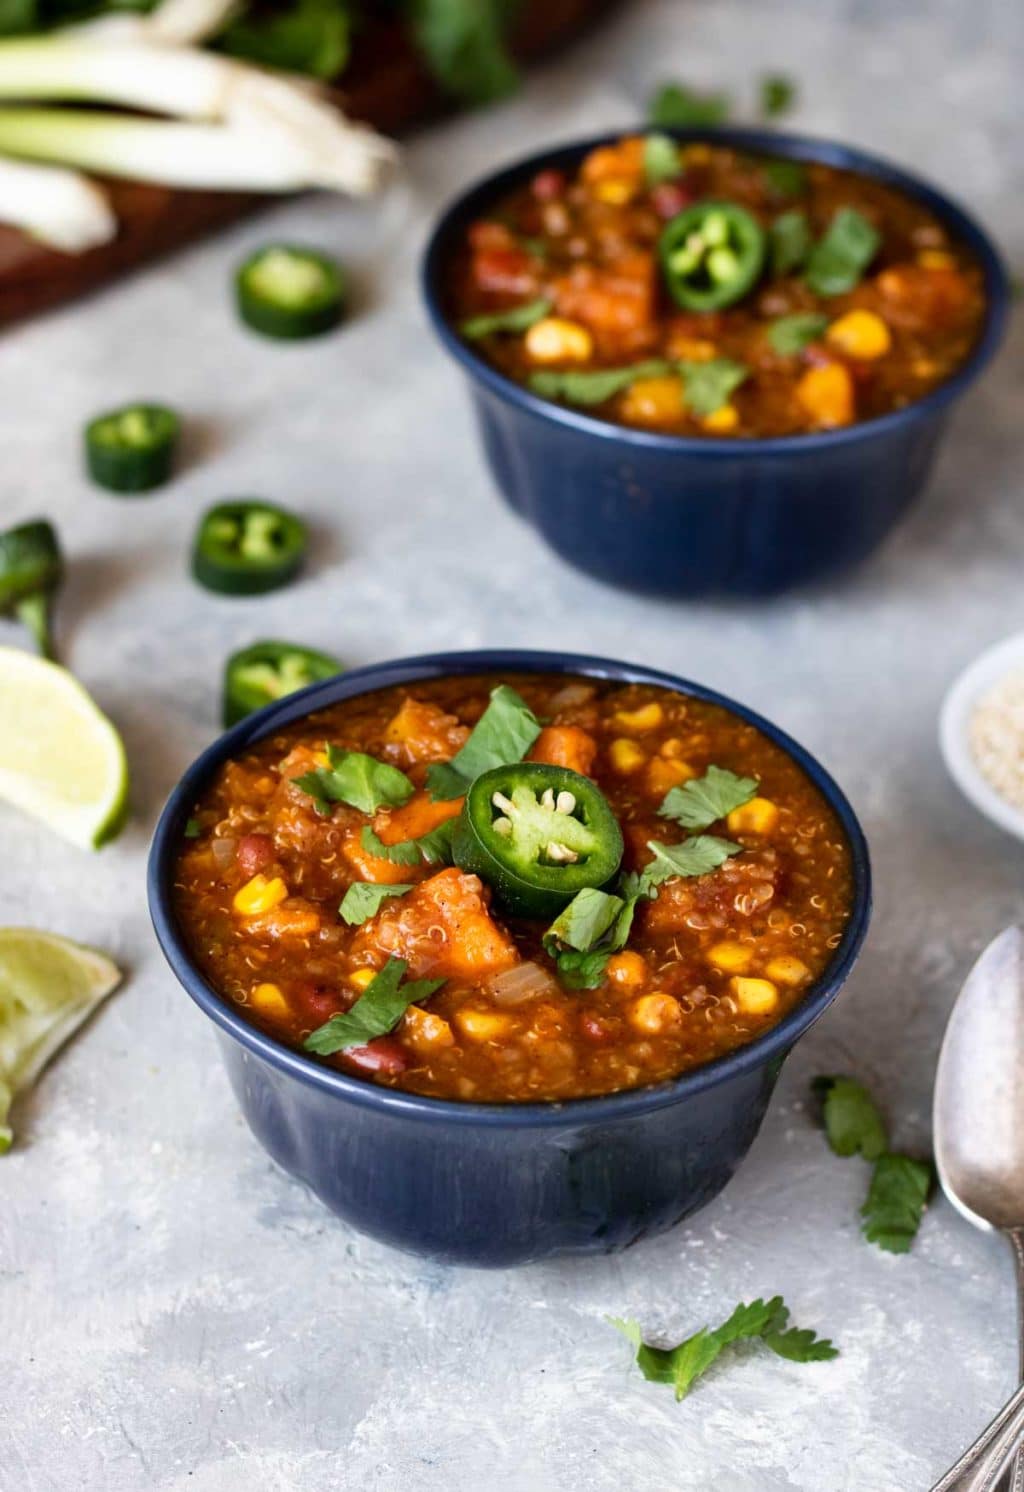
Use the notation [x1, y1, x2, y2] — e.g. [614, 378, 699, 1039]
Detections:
[532, 168, 567, 202]
[650, 181, 694, 220]
[342, 1038, 408, 1076]
[236, 833, 274, 876]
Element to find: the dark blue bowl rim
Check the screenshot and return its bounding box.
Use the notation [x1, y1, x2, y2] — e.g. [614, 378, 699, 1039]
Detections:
[148, 649, 872, 1129]
[422, 125, 1010, 455]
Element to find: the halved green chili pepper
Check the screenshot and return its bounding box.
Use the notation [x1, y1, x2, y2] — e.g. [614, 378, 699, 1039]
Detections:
[192, 501, 308, 596]
[452, 763, 624, 920]
[235, 244, 346, 340]
[223, 640, 342, 727]
[659, 201, 767, 311]
[84, 404, 180, 494]
[0, 519, 63, 659]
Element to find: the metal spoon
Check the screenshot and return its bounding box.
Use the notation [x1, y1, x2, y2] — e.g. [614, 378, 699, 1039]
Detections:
[931, 925, 1024, 1492]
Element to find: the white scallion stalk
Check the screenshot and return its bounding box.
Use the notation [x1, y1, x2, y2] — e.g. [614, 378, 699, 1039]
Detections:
[0, 108, 385, 193]
[0, 154, 114, 251]
[0, 39, 395, 194]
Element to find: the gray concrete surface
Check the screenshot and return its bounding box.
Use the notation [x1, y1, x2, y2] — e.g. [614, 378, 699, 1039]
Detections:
[2, 0, 1023, 1486]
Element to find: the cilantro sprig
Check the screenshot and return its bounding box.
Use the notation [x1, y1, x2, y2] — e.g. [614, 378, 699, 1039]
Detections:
[658, 764, 758, 831]
[460, 298, 551, 340]
[426, 684, 541, 801]
[678, 358, 749, 418]
[611, 1296, 837, 1402]
[361, 819, 456, 869]
[804, 208, 881, 297]
[528, 360, 673, 408]
[812, 1075, 933, 1253]
[409, 0, 519, 104]
[767, 312, 829, 356]
[304, 957, 444, 1056]
[293, 746, 413, 818]
[339, 882, 414, 926]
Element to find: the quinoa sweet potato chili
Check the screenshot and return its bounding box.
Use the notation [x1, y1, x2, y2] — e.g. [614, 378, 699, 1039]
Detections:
[174, 675, 853, 1103]
[445, 137, 986, 437]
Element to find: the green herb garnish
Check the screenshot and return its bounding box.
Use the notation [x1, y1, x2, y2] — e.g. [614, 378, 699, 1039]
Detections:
[643, 835, 743, 884]
[611, 1296, 837, 1401]
[760, 74, 797, 119]
[293, 746, 413, 818]
[658, 764, 758, 831]
[804, 208, 880, 297]
[426, 685, 541, 800]
[304, 957, 444, 1056]
[763, 159, 807, 198]
[460, 297, 552, 340]
[861, 1154, 933, 1254]
[183, 817, 201, 839]
[679, 358, 749, 418]
[216, 0, 350, 80]
[409, 0, 519, 104]
[528, 360, 673, 408]
[339, 882, 415, 926]
[767, 312, 830, 356]
[361, 820, 456, 868]
[812, 1075, 888, 1161]
[644, 132, 682, 186]
[769, 209, 812, 276]
[649, 80, 731, 128]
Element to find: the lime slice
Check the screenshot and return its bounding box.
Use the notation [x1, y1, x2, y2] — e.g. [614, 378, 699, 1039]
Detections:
[0, 646, 128, 848]
[0, 927, 121, 1151]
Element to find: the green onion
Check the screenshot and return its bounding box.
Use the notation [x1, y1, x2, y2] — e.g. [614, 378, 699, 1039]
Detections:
[0, 153, 114, 251]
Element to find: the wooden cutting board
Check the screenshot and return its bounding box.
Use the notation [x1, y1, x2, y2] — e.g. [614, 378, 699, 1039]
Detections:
[0, 0, 617, 328]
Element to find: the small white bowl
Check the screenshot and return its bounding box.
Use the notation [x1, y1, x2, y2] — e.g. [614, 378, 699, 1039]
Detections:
[940, 631, 1024, 843]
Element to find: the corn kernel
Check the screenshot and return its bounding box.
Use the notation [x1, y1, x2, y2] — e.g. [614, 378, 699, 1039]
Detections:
[726, 797, 779, 836]
[233, 874, 288, 916]
[251, 982, 290, 1019]
[702, 403, 740, 433]
[796, 362, 854, 428]
[607, 951, 648, 987]
[628, 992, 682, 1034]
[613, 702, 664, 731]
[349, 967, 376, 991]
[456, 1007, 513, 1042]
[593, 177, 636, 205]
[667, 335, 718, 363]
[524, 316, 594, 364]
[646, 756, 696, 798]
[619, 376, 685, 428]
[918, 249, 956, 270]
[708, 940, 754, 974]
[403, 1005, 455, 1051]
[826, 309, 892, 361]
[766, 955, 810, 987]
[609, 738, 646, 773]
[731, 976, 779, 1015]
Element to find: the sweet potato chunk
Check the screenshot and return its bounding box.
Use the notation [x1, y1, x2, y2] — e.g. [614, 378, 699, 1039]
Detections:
[384, 698, 469, 766]
[351, 869, 518, 980]
[528, 725, 597, 777]
[375, 793, 463, 845]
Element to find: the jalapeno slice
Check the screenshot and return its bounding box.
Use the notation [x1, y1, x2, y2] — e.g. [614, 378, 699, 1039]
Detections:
[659, 201, 766, 311]
[84, 404, 180, 494]
[223, 640, 342, 726]
[0, 518, 63, 659]
[452, 763, 624, 920]
[235, 244, 346, 340]
[192, 500, 307, 596]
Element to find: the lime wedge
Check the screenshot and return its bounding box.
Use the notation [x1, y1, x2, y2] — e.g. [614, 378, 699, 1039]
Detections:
[0, 646, 128, 848]
[0, 927, 121, 1151]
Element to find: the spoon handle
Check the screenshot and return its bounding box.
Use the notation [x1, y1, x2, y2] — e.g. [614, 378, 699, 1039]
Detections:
[1006, 1230, 1024, 1492]
[929, 1382, 1024, 1492]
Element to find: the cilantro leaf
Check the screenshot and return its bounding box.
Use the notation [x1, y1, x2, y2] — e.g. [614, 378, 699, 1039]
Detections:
[216, 0, 350, 79]
[643, 835, 742, 888]
[544, 887, 624, 953]
[658, 764, 758, 831]
[304, 957, 444, 1055]
[760, 73, 797, 119]
[767, 312, 830, 356]
[293, 746, 413, 818]
[554, 949, 612, 990]
[805, 208, 881, 297]
[770, 209, 812, 276]
[426, 684, 541, 800]
[339, 882, 414, 926]
[678, 358, 749, 417]
[763, 159, 807, 198]
[529, 360, 674, 408]
[183, 817, 201, 839]
[861, 1153, 933, 1253]
[812, 1075, 889, 1161]
[644, 132, 682, 186]
[460, 297, 551, 340]
[611, 1295, 837, 1402]
[649, 80, 731, 128]
[361, 820, 456, 868]
[409, 0, 519, 105]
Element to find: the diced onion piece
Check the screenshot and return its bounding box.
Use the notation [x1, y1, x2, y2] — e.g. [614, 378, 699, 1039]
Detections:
[210, 835, 237, 870]
[547, 683, 596, 711]
[487, 961, 557, 1005]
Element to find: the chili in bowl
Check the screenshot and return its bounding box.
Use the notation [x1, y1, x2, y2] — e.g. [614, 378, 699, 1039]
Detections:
[422, 129, 1008, 596]
[149, 650, 871, 1266]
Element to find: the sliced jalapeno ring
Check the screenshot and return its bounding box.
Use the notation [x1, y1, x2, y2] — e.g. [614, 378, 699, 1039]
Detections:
[659, 200, 766, 311]
[84, 403, 180, 494]
[192, 500, 308, 596]
[223, 640, 342, 727]
[0, 518, 63, 659]
[452, 763, 624, 920]
[235, 244, 346, 340]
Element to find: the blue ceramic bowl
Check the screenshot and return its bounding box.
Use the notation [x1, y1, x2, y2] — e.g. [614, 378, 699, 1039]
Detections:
[148, 649, 871, 1267]
[422, 129, 1009, 596]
